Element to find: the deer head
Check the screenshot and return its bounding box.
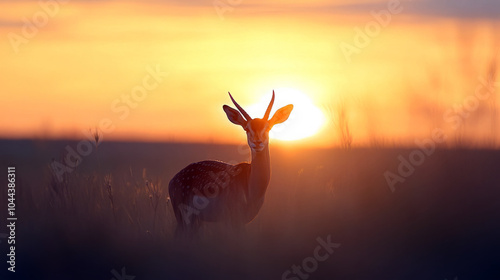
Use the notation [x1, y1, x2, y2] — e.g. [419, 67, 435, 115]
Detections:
[223, 91, 293, 152]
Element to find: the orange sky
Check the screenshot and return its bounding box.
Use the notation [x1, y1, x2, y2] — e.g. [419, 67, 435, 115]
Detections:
[0, 0, 498, 147]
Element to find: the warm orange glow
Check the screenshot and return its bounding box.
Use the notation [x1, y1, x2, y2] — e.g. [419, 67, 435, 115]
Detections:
[246, 88, 326, 141]
[0, 1, 498, 147]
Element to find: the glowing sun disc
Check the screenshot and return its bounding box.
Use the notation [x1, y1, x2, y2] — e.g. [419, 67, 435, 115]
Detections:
[246, 88, 326, 141]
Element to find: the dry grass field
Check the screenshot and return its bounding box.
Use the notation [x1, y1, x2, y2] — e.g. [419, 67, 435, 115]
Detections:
[1, 139, 499, 279]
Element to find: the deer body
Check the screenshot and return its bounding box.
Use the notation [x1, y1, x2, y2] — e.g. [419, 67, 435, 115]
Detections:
[168, 91, 292, 234]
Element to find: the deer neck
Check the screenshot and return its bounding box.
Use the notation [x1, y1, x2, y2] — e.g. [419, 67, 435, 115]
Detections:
[248, 144, 271, 202]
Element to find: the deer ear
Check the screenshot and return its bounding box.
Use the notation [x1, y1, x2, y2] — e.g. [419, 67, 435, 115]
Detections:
[223, 105, 247, 127]
[269, 104, 293, 128]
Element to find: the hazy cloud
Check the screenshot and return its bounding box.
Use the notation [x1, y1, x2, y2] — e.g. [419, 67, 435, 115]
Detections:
[317, 0, 500, 19]
[0, 19, 23, 27]
[0, 0, 498, 19]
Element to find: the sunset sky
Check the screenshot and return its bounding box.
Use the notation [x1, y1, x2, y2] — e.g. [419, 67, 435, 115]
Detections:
[1, 0, 498, 147]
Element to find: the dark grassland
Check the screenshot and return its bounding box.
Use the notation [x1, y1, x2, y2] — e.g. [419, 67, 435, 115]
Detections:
[0, 139, 499, 280]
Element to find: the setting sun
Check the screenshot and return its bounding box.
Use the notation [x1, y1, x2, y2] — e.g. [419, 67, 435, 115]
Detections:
[246, 88, 326, 141]
[1, 0, 499, 279]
